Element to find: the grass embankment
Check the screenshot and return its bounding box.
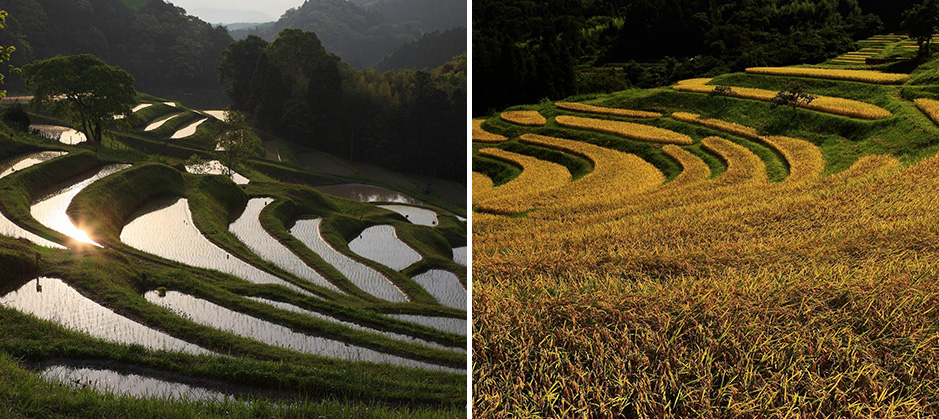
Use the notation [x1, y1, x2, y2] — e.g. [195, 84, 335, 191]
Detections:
[473, 39, 939, 417]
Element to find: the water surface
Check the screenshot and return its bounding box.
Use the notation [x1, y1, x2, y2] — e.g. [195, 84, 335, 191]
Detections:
[0, 152, 69, 248]
[146, 291, 462, 373]
[0, 278, 209, 355]
[377, 204, 438, 227]
[386, 314, 466, 336]
[452, 247, 467, 266]
[41, 365, 232, 401]
[230, 198, 341, 293]
[348, 225, 422, 271]
[145, 114, 182, 132]
[29, 125, 87, 145]
[171, 118, 208, 139]
[313, 184, 424, 205]
[290, 219, 408, 302]
[185, 160, 249, 185]
[412, 270, 465, 311]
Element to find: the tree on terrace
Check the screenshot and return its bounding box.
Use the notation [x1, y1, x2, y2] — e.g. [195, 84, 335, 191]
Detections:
[903, 0, 939, 57]
[22, 54, 135, 144]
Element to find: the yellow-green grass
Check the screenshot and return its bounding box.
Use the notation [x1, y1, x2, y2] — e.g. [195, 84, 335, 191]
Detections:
[914, 98, 939, 127]
[745, 67, 909, 84]
[672, 83, 892, 120]
[500, 110, 547, 127]
[661, 145, 710, 186]
[472, 172, 494, 197]
[554, 102, 662, 118]
[701, 136, 768, 184]
[472, 119, 508, 143]
[474, 148, 571, 214]
[555, 115, 693, 145]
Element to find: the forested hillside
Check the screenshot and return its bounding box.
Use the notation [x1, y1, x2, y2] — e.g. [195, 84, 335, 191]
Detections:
[376, 27, 467, 72]
[0, 0, 231, 106]
[231, 0, 465, 69]
[473, 0, 884, 115]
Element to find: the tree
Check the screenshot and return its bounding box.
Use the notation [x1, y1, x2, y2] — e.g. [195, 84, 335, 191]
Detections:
[771, 84, 817, 122]
[708, 85, 735, 114]
[903, 0, 939, 57]
[212, 110, 261, 179]
[0, 10, 15, 101]
[22, 54, 135, 144]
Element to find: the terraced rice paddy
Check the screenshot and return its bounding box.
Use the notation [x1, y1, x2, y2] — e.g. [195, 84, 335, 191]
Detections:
[184, 160, 249, 185]
[289, 219, 410, 302]
[474, 148, 571, 214]
[0, 152, 66, 178]
[745, 67, 909, 84]
[387, 314, 466, 336]
[313, 183, 423, 205]
[452, 247, 466, 266]
[500, 110, 547, 126]
[121, 197, 317, 297]
[472, 119, 508, 143]
[131, 103, 153, 113]
[29, 125, 87, 145]
[144, 113, 183, 132]
[230, 198, 344, 294]
[554, 102, 661, 118]
[40, 364, 232, 402]
[246, 296, 462, 352]
[0, 153, 69, 249]
[0, 278, 209, 355]
[555, 114, 694, 144]
[31, 164, 130, 247]
[412, 270, 465, 310]
[202, 110, 228, 121]
[377, 204, 438, 227]
[170, 118, 208, 139]
[348, 225, 422, 271]
[145, 290, 460, 372]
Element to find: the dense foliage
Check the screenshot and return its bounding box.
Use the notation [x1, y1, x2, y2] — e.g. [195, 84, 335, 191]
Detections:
[0, 0, 231, 106]
[376, 27, 467, 72]
[219, 30, 466, 181]
[231, 0, 465, 69]
[473, 0, 884, 115]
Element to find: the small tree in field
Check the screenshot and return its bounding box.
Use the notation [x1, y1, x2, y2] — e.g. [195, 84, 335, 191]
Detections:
[903, 0, 939, 57]
[771, 84, 817, 123]
[213, 110, 261, 178]
[708, 85, 735, 113]
[23, 54, 135, 144]
[0, 10, 15, 102]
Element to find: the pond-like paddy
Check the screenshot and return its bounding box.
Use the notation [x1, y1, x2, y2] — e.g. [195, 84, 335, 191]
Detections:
[412, 270, 465, 311]
[146, 291, 462, 373]
[386, 314, 466, 336]
[348, 225, 422, 271]
[452, 247, 467, 266]
[202, 110, 227, 121]
[121, 197, 317, 298]
[0, 278, 209, 355]
[171, 118, 207, 139]
[0, 152, 69, 248]
[132, 103, 153, 113]
[185, 160, 249, 185]
[41, 364, 232, 402]
[31, 164, 130, 247]
[289, 219, 408, 302]
[230, 198, 341, 293]
[247, 296, 462, 352]
[313, 184, 424, 205]
[145, 113, 182, 132]
[29, 125, 87, 145]
[377, 204, 438, 227]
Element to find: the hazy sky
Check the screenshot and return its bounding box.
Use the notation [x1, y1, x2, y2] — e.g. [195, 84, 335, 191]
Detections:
[165, 0, 303, 24]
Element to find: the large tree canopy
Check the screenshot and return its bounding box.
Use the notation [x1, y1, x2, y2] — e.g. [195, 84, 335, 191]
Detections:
[23, 54, 135, 144]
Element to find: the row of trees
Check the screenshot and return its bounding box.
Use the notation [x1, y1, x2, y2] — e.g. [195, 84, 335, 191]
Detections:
[219, 29, 466, 181]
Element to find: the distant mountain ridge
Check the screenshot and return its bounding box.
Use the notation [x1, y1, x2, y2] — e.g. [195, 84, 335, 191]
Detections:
[230, 0, 466, 69]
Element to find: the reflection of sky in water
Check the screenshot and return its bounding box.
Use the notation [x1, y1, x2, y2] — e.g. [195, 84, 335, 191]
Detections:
[314, 184, 425, 205]
[386, 314, 467, 336]
[348, 225, 422, 271]
[146, 290, 462, 373]
[0, 277, 209, 355]
[171, 118, 208, 139]
[145, 113, 181, 131]
[377, 204, 438, 227]
[412, 270, 465, 311]
[452, 247, 467, 266]
[132, 103, 152, 113]
[42, 365, 229, 401]
[29, 125, 87, 145]
[184, 160, 249, 185]
[31, 164, 130, 247]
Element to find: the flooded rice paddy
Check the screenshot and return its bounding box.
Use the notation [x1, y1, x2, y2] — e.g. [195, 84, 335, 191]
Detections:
[0, 278, 210, 355]
[31, 164, 130, 247]
[202, 110, 227, 121]
[120, 197, 317, 298]
[0, 152, 69, 248]
[41, 364, 232, 402]
[229, 198, 341, 293]
[184, 160, 249, 185]
[247, 296, 462, 352]
[348, 225, 422, 271]
[452, 247, 467, 266]
[144, 113, 182, 132]
[145, 291, 462, 373]
[412, 270, 465, 311]
[131, 103, 153, 113]
[170, 118, 208, 139]
[29, 125, 87, 145]
[313, 184, 424, 205]
[377, 204, 438, 227]
[386, 314, 466, 336]
[289, 219, 408, 302]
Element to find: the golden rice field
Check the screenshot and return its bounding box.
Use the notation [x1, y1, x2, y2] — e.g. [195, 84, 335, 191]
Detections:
[473, 119, 508, 143]
[746, 67, 910, 84]
[554, 102, 662, 118]
[555, 114, 694, 145]
[500, 110, 548, 127]
[474, 147, 571, 214]
[672, 82, 892, 120]
[914, 98, 939, 127]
